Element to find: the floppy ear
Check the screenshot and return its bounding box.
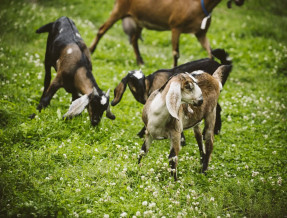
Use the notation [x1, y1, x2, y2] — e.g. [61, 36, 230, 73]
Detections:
[105, 89, 116, 120]
[166, 81, 181, 120]
[63, 94, 89, 119]
[111, 74, 129, 106]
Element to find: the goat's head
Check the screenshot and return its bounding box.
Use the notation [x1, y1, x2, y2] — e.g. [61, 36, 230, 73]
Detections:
[227, 0, 244, 8]
[112, 70, 146, 106]
[63, 88, 115, 126]
[166, 73, 203, 120]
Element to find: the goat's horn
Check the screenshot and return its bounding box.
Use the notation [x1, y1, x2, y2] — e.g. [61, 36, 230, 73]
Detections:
[92, 87, 99, 96]
[106, 89, 110, 97]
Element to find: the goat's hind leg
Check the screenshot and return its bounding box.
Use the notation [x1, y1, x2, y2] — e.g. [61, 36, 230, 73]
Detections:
[168, 132, 181, 181]
[193, 124, 204, 165]
[138, 132, 152, 164]
[202, 109, 216, 173]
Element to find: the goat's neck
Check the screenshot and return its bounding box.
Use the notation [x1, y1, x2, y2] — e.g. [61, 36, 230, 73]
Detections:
[205, 0, 222, 14]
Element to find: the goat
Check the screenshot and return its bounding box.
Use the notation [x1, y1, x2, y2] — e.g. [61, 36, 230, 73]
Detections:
[89, 0, 244, 66]
[111, 49, 232, 139]
[138, 65, 229, 180]
[33, 16, 115, 125]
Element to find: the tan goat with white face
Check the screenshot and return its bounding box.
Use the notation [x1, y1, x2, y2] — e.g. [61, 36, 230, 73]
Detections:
[139, 66, 228, 180]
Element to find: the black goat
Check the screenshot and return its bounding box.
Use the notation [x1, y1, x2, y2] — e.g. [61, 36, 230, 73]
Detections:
[33, 16, 115, 125]
[112, 49, 232, 141]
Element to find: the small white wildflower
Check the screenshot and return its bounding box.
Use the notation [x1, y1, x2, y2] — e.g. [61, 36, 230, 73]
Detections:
[120, 212, 127, 217]
[148, 202, 156, 209]
[277, 177, 282, 186]
[63, 154, 67, 158]
[136, 211, 141, 216]
[210, 197, 215, 202]
[73, 212, 79, 217]
[103, 214, 109, 218]
[95, 148, 99, 152]
[75, 189, 81, 193]
[226, 214, 231, 218]
[252, 171, 259, 177]
[142, 201, 148, 206]
[272, 151, 277, 155]
[86, 209, 92, 214]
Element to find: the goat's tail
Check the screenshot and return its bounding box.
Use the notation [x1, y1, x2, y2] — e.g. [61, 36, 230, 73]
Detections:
[213, 65, 232, 87]
[211, 48, 232, 65]
[36, 22, 54, 34]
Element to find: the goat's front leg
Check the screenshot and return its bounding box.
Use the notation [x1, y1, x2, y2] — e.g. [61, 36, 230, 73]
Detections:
[138, 132, 152, 164]
[202, 109, 216, 173]
[137, 126, 146, 138]
[37, 76, 62, 112]
[171, 28, 181, 67]
[193, 124, 204, 164]
[168, 131, 181, 181]
[89, 8, 123, 53]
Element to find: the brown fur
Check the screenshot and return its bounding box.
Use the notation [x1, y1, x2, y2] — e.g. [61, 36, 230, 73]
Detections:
[139, 66, 225, 180]
[89, 0, 222, 66]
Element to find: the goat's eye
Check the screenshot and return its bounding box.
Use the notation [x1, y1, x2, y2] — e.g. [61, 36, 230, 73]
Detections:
[185, 83, 193, 90]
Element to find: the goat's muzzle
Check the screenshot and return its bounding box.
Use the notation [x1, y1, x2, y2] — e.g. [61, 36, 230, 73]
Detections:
[194, 98, 203, 107]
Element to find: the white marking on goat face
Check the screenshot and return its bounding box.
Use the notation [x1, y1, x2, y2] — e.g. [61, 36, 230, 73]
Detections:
[191, 70, 204, 75]
[132, 70, 144, 79]
[67, 48, 73, 54]
[182, 82, 202, 105]
[100, 96, 107, 105]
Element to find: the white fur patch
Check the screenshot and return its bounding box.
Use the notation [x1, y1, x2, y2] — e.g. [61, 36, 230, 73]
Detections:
[100, 96, 107, 105]
[218, 81, 223, 91]
[67, 48, 73, 54]
[76, 33, 81, 38]
[132, 70, 143, 79]
[187, 105, 194, 114]
[189, 74, 198, 83]
[191, 70, 204, 75]
[59, 28, 63, 33]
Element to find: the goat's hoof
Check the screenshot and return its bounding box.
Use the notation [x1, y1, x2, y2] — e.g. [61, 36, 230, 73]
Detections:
[29, 113, 36, 119]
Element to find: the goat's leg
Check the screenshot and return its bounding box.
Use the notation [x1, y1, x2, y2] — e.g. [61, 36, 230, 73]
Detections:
[193, 124, 204, 164]
[131, 27, 144, 65]
[138, 132, 152, 164]
[37, 76, 62, 112]
[171, 28, 181, 67]
[214, 103, 222, 134]
[137, 126, 146, 138]
[168, 132, 181, 181]
[180, 132, 186, 146]
[89, 7, 124, 53]
[195, 32, 212, 58]
[202, 109, 216, 173]
[203, 103, 222, 136]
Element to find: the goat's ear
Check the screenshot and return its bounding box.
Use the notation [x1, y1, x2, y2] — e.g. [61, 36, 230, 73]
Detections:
[166, 81, 181, 120]
[105, 89, 116, 120]
[111, 74, 129, 106]
[63, 94, 89, 119]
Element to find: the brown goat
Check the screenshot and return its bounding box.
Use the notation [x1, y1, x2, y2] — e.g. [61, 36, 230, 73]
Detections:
[89, 0, 244, 66]
[138, 65, 229, 180]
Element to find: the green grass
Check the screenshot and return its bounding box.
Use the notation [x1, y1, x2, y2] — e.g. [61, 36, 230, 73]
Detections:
[0, 0, 287, 217]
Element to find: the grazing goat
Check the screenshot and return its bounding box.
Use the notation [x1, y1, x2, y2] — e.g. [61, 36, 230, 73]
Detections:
[89, 0, 244, 66]
[112, 49, 232, 138]
[139, 66, 229, 180]
[34, 16, 115, 125]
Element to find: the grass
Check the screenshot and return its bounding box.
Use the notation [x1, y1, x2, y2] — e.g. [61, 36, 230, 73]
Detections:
[0, 0, 287, 217]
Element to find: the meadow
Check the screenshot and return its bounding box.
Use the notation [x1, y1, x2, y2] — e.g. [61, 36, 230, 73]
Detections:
[0, 0, 287, 217]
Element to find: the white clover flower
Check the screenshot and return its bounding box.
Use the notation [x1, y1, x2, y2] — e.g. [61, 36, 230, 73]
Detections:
[73, 212, 79, 217]
[148, 202, 156, 209]
[75, 189, 81, 193]
[272, 151, 277, 155]
[142, 201, 148, 206]
[252, 171, 259, 177]
[136, 211, 141, 216]
[120, 212, 127, 217]
[86, 209, 92, 214]
[63, 154, 67, 158]
[210, 197, 215, 202]
[103, 214, 109, 218]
